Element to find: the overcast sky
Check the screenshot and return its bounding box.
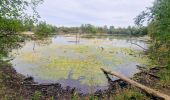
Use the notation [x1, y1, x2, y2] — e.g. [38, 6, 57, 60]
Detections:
[37, 0, 154, 27]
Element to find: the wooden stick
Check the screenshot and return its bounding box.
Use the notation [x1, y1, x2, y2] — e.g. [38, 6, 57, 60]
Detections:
[101, 68, 170, 100]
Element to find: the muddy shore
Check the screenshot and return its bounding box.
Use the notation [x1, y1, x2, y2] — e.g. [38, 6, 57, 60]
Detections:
[0, 61, 169, 100]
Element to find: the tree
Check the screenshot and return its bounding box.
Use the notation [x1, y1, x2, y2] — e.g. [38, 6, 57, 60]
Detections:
[0, 0, 43, 59]
[35, 21, 57, 36]
[0, 0, 43, 20]
[135, 0, 170, 67]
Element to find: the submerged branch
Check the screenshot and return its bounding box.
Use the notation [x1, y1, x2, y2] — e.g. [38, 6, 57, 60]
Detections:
[130, 42, 147, 51]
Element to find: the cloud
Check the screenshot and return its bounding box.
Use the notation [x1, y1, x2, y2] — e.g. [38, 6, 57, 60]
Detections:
[37, 0, 154, 27]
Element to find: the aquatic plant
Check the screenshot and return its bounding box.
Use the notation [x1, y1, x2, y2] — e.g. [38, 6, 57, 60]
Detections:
[11, 37, 149, 88]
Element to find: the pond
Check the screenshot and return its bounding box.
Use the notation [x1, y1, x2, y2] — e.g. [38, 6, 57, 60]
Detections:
[10, 35, 149, 94]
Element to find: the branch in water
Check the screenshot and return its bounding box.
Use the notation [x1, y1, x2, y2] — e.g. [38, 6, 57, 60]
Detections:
[130, 42, 147, 51]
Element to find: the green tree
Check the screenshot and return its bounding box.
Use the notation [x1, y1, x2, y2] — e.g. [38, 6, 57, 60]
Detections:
[35, 21, 57, 36]
[0, 0, 43, 59]
[135, 0, 170, 85]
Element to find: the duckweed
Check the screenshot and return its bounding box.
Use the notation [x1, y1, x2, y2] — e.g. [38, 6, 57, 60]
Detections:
[11, 36, 149, 88]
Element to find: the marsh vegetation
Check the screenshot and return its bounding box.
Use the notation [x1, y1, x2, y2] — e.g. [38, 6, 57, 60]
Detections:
[0, 0, 170, 99]
[10, 35, 149, 94]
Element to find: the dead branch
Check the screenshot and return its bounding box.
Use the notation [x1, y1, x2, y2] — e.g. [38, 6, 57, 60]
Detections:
[101, 68, 170, 100]
[136, 65, 160, 79]
[130, 42, 147, 51]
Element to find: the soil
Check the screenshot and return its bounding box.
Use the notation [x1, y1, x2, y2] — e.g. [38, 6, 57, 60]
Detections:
[0, 62, 170, 100]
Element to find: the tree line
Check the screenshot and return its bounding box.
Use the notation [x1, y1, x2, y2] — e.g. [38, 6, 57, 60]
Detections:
[25, 22, 147, 36]
[57, 24, 147, 36]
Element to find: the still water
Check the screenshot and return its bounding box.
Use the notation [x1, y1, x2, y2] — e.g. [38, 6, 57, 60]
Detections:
[11, 35, 149, 94]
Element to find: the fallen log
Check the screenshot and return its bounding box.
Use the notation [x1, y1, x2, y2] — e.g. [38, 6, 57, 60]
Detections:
[101, 68, 170, 100]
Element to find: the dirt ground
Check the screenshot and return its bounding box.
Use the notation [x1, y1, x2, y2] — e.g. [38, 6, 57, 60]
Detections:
[0, 61, 169, 100]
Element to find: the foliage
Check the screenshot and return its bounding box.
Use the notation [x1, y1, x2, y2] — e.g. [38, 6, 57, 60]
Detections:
[32, 91, 41, 100]
[135, 0, 170, 85]
[108, 26, 147, 36]
[23, 18, 35, 31]
[0, 17, 25, 58]
[81, 24, 98, 34]
[34, 21, 57, 36]
[0, 0, 43, 59]
[0, 0, 43, 20]
[89, 95, 99, 100]
[114, 89, 149, 100]
[57, 24, 147, 36]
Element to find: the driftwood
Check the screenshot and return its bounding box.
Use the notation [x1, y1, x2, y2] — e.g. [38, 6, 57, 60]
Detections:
[101, 68, 170, 100]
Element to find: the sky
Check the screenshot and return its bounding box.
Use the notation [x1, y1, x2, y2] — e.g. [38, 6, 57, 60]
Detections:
[37, 0, 154, 27]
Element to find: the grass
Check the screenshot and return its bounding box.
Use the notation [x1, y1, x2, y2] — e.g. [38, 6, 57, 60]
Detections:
[71, 88, 150, 100]
[32, 91, 41, 100]
[114, 88, 150, 100]
[158, 68, 170, 87]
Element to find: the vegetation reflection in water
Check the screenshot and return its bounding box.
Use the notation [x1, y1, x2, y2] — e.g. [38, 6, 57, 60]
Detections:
[11, 35, 149, 93]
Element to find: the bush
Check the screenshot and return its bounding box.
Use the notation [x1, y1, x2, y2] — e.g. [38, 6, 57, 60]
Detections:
[34, 21, 57, 36]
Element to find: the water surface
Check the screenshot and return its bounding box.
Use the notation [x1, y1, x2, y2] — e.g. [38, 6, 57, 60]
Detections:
[11, 35, 149, 94]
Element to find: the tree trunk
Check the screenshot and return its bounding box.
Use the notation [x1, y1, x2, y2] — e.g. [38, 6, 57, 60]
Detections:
[101, 68, 170, 100]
